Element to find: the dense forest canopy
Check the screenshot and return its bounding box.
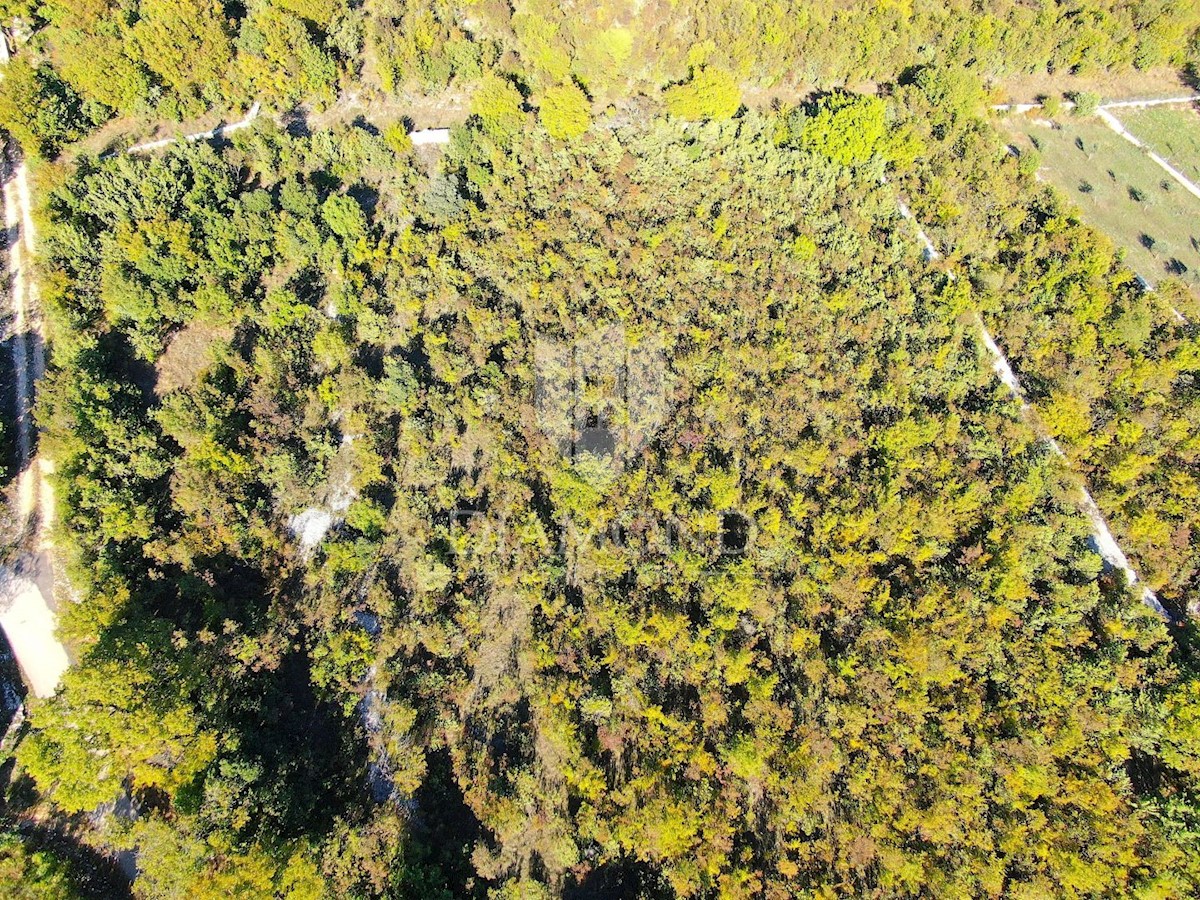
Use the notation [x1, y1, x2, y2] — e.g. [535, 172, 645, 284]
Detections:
[0, 1, 1198, 899]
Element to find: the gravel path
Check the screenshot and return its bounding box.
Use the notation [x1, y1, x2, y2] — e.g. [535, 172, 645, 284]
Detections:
[123, 99, 451, 156]
[994, 94, 1200, 205]
[1094, 105, 1200, 201]
[126, 102, 262, 154]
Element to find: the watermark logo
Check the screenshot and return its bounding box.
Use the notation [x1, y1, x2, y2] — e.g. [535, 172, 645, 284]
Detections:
[439, 323, 756, 580]
[534, 323, 671, 475]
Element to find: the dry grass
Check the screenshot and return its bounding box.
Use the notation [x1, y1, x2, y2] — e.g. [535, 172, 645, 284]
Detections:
[998, 113, 1200, 292]
[155, 322, 232, 398]
[990, 67, 1191, 106]
[1115, 103, 1200, 186]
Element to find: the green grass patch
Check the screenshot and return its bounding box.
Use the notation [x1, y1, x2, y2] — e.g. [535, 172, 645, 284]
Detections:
[1115, 103, 1200, 186]
[999, 115, 1200, 292]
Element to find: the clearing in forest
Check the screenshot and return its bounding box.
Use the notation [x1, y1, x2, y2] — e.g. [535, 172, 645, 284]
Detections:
[1113, 103, 1200, 186]
[998, 113, 1200, 292]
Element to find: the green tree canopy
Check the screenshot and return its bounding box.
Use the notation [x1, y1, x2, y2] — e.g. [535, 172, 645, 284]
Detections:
[539, 82, 590, 139]
[18, 637, 218, 813]
[791, 91, 888, 165]
[132, 0, 233, 101]
[0, 59, 89, 156]
[471, 74, 525, 144]
[0, 832, 85, 900]
[664, 66, 741, 120]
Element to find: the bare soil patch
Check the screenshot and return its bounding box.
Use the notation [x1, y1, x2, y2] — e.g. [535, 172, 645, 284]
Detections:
[992, 67, 1191, 106]
[154, 322, 233, 398]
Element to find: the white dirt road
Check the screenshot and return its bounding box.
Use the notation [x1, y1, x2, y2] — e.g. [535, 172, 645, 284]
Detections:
[1094, 105, 1200, 201]
[0, 157, 68, 698]
[121, 99, 451, 156]
[125, 101, 262, 154]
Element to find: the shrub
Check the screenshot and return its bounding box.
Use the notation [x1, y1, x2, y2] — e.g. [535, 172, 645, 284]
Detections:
[1040, 94, 1062, 118]
[472, 74, 525, 144]
[1070, 91, 1102, 117]
[791, 92, 888, 166]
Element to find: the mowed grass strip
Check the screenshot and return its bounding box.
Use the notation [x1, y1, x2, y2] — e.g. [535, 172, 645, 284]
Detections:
[999, 114, 1200, 292]
[1115, 103, 1200, 186]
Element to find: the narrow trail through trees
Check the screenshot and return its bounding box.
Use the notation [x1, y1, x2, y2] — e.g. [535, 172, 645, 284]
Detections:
[122, 99, 451, 157]
[125, 102, 263, 154]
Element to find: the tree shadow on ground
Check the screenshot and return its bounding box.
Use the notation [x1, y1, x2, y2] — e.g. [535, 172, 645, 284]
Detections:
[2, 819, 133, 899]
[564, 857, 675, 900]
[0, 328, 44, 493]
[392, 748, 485, 899]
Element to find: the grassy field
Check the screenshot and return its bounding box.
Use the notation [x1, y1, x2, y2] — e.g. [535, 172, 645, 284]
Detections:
[1115, 103, 1200, 186]
[998, 114, 1200, 292]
